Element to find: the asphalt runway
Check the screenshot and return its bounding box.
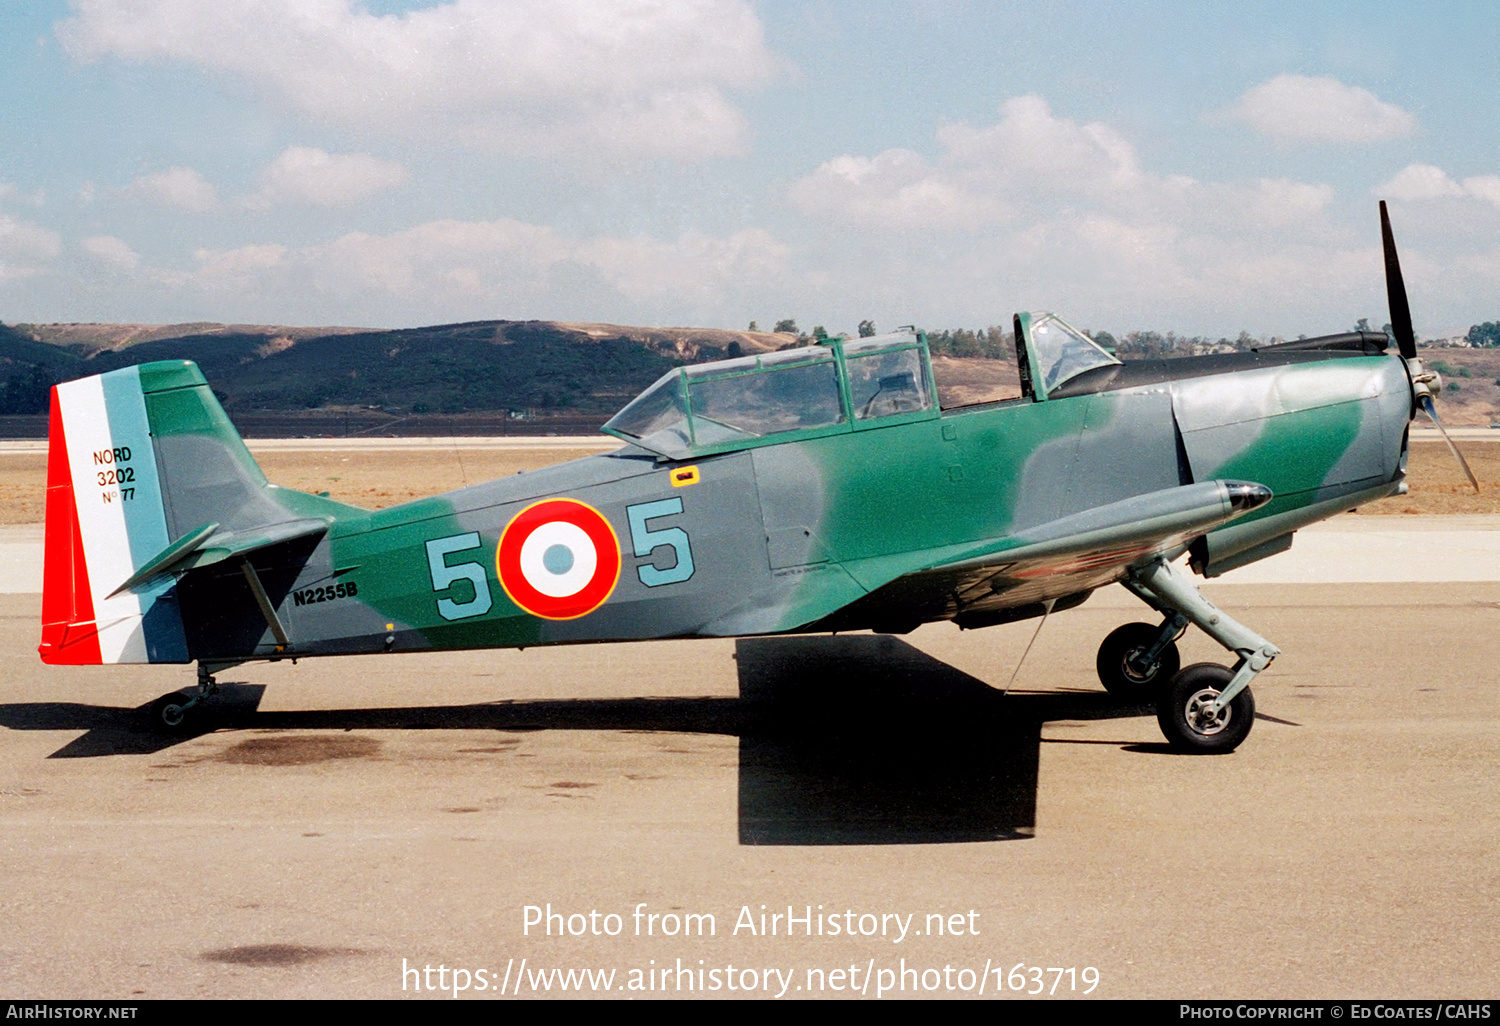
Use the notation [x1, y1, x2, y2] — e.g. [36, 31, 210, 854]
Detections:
[1, 561, 1497, 998]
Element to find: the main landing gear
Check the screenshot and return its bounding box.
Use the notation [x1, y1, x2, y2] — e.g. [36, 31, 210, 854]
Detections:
[147, 663, 222, 735]
[1094, 558, 1279, 753]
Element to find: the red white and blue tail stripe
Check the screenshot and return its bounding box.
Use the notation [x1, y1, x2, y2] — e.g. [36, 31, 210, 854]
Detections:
[39, 367, 188, 665]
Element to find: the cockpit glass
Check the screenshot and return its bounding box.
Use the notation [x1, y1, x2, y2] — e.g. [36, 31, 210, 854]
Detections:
[1030, 314, 1120, 392]
[846, 347, 931, 419]
[687, 352, 843, 442]
[605, 345, 847, 454]
[602, 371, 689, 451]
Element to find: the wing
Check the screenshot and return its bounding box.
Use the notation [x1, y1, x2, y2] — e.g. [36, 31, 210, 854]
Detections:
[812, 479, 1271, 633]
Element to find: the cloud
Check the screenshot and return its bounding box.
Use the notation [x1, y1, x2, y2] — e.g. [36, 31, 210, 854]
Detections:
[137, 217, 788, 328]
[790, 96, 1334, 234]
[783, 96, 1393, 335]
[303, 219, 568, 296]
[57, 0, 778, 160]
[790, 97, 1157, 231]
[181, 243, 289, 290]
[1377, 164, 1500, 208]
[80, 235, 140, 270]
[125, 167, 219, 212]
[1224, 74, 1415, 143]
[243, 147, 409, 209]
[789, 148, 1008, 231]
[0, 182, 47, 207]
[575, 229, 789, 302]
[0, 214, 63, 282]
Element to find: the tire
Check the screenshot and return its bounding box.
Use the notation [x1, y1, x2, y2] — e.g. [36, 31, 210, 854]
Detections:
[1096, 622, 1180, 700]
[149, 691, 196, 735]
[1156, 663, 1254, 754]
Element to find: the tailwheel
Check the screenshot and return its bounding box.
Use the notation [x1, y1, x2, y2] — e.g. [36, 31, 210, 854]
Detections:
[149, 691, 197, 735]
[147, 664, 223, 735]
[1156, 663, 1254, 754]
[1096, 622, 1180, 701]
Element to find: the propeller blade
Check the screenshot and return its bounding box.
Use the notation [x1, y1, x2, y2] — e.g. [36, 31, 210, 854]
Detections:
[1419, 394, 1480, 493]
[1380, 200, 1418, 360]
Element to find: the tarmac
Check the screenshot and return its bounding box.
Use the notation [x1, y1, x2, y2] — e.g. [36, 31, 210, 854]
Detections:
[0, 517, 1497, 999]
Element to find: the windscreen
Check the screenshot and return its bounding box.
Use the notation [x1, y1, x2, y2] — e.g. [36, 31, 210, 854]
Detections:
[602, 370, 690, 453]
[1030, 314, 1120, 393]
[604, 346, 847, 455]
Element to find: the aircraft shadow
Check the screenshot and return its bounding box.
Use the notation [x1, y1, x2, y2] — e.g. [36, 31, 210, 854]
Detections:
[733, 635, 1145, 846]
[0, 636, 1157, 846]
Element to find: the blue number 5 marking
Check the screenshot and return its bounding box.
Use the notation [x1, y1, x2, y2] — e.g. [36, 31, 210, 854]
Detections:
[426, 533, 493, 620]
[627, 498, 695, 587]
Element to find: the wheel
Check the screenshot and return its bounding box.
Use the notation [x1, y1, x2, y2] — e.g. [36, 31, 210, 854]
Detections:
[1096, 622, 1180, 700]
[149, 691, 196, 734]
[1156, 663, 1254, 754]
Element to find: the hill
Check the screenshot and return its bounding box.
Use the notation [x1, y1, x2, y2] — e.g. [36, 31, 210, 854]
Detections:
[0, 319, 786, 417]
[7, 318, 1500, 427]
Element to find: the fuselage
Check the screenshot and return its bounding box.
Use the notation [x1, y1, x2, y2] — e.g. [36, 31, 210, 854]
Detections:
[176, 337, 1410, 664]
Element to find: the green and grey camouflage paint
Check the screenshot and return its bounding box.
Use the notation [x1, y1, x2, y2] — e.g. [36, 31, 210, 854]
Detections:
[39, 316, 1411, 670]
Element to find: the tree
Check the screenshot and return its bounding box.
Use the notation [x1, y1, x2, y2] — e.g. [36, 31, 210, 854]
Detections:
[1353, 317, 1371, 332]
[1382, 322, 1419, 344]
[1467, 321, 1500, 347]
[0, 363, 54, 415]
[726, 341, 742, 358]
[773, 319, 797, 334]
[811, 325, 828, 341]
[1118, 330, 1171, 358]
[1090, 330, 1117, 352]
[858, 319, 876, 337]
[981, 325, 1013, 358]
[746, 321, 758, 332]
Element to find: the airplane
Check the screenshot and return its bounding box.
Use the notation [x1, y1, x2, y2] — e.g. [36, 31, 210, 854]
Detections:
[36, 203, 1475, 753]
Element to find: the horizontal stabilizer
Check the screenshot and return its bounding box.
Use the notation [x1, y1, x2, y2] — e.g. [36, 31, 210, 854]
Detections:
[106, 517, 330, 598]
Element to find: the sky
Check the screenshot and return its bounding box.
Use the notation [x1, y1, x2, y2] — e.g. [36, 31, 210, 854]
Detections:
[1, 0, 1497, 339]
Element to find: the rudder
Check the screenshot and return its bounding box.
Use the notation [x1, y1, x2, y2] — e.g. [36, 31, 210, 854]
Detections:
[40, 364, 190, 664]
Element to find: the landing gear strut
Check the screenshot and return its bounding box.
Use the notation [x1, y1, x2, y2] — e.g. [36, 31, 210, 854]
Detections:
[1095, 616, 1186, 701]
[148, 664, 221, 735]
[1121, 558, 1280, 753]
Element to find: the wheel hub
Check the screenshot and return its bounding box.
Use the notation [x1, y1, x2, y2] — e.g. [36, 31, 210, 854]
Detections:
[1122, 647, 1159, 682]
[1184, 688, 1230, 735]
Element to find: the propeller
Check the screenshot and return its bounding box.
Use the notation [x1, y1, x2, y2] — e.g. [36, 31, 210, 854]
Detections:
[1379, 200, 1480, 493]
[1380, 200, 1417, 361]
[1419, 392, 1479, 493]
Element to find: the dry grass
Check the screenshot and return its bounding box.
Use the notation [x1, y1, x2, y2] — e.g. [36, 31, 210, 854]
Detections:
[252, 447, 603, 512]
[5, 439, 1498, 526]
[1416, 349, 1500, 426]
[1371, 441, 1500, 514]
[932, 356, 1022, 407]
[5, 454, 51, 524]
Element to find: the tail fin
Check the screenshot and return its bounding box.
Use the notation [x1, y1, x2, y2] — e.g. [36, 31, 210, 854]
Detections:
[39, 360, 346, 665]
[41, 363, 191, 663]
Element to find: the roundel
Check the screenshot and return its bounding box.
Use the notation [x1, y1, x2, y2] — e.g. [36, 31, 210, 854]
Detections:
[496, 498, 621, 620]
